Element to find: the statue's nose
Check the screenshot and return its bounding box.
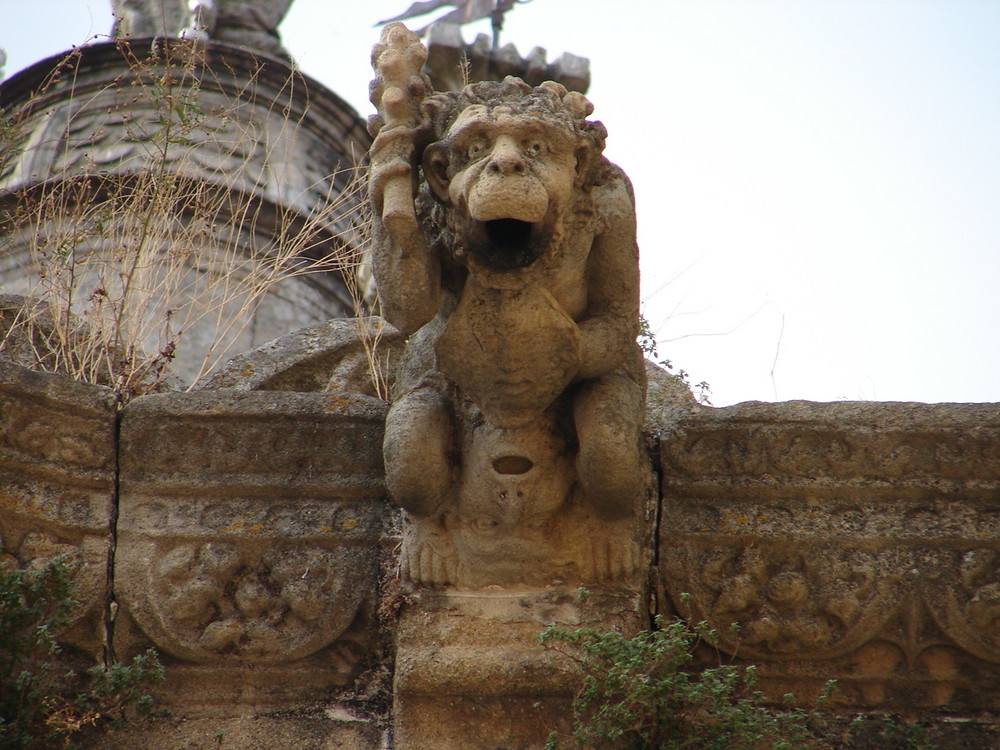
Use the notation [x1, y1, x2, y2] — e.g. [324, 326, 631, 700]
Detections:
[487, 138, 527, 176]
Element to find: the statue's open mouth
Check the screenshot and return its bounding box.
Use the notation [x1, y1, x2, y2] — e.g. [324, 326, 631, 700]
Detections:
[485, 219, 532, 250]
[468, 219, 543, 270]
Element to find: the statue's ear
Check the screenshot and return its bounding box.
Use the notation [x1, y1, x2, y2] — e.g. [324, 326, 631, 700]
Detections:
[423, 142, 451, 203]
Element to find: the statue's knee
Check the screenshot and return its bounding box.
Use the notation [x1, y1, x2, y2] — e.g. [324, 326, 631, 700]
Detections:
[574, 380, 644, 518]
[577, 428, 642, 519]
[383, 390, 452, 516]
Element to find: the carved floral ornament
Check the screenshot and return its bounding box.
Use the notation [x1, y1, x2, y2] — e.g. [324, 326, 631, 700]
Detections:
[108, 388, 389, 669]
[117, 539, 369, 664]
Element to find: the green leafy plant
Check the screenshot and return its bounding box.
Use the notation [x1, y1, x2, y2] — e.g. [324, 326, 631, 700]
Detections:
[659, 358, 713, 406]
[839, 714, 939, 750]
[540, 615, 829, 749]
[638, 313, 712, 406]
[0, 554, 163, 749]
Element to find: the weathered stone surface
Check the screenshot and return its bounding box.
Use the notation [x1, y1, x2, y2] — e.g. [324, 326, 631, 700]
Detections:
[369, 25, 648, 588]
[112, 0, 296, 59]
[368, 27, 650, 746]
[656, 400, 1000, 711]
[0, 41, 368, 218]
[115, 390, 390, 706]
[7, 11, 1000, 747]
[196, 316, 403, 397]
[90, 711, 384, 750]
[393, 587, 641, 749]
[0, 356, 116, 656]
[111, 0, 191, 39]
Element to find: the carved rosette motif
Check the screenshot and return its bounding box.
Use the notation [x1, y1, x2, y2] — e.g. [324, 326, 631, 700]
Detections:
[118, 539, 369, 664]
[934, 548, 1000, 663]
[0, 531, 110, 651]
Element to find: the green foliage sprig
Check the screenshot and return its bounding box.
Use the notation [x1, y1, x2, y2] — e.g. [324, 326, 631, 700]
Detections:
[638, 314, 712, 405]
[0, 554, 163, 750]
[540, 614, 827, 750]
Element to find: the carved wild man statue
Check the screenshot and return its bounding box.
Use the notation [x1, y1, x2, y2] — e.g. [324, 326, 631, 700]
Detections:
[369, 24, 646, 587]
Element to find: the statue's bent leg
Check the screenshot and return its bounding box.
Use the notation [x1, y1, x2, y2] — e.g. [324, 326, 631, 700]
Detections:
[383, 387, 452, 517]
[574, 373, 644, 519]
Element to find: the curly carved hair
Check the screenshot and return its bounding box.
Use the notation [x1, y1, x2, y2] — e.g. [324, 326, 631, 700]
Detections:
[418, 76, 608, 185]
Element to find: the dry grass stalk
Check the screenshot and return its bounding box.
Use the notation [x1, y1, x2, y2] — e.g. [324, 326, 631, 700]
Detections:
[1, 39, 382, 403]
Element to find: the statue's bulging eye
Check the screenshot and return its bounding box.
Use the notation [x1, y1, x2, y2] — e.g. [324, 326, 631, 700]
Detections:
[468, 141, 487, 159]
[525, 141, 543, 157]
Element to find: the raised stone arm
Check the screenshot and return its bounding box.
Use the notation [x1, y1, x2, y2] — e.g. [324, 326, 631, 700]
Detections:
[368, 23, 440, 335]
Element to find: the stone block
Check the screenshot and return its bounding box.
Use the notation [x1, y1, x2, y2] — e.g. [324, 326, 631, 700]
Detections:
[115, 390, 390, 708]
[0, 357, 116, 656]
[195, 316, 403, 397]
[393, 587, 643, 750]
[89, 711, 384, 750]
[656, 400, 1000, 711]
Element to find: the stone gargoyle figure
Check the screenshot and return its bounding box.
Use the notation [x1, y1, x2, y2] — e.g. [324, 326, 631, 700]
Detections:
[369, 24, 646, 587]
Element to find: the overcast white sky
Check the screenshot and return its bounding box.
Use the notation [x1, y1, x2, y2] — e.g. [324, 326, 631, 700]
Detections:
[3, 1, 999, 407]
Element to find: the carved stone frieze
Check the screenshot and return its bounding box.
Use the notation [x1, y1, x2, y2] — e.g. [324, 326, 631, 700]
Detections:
[120, 539, 370, 665]
[666, 542, 889, 659]
[659, 400, 1000, 490]
[115, 390, 389, 704]
[934, 547, 1000, 662]
[657, 400, 1000, 709]
[0, 357, 116, 655]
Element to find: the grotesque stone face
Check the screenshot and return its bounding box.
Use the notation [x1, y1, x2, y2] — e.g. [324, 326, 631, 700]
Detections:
[425, 107, 579, 271]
